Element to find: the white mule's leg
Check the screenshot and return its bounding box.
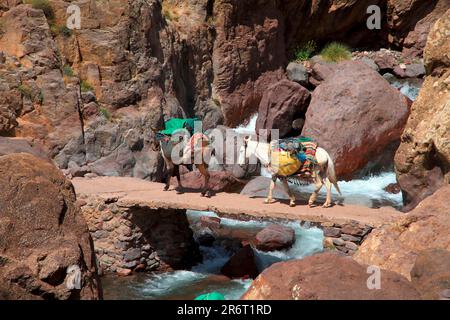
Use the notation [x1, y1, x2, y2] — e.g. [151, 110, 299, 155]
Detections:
[308, 173, 323, 207]
[323, 177, 333, 208]
[281, 178, 296, 207]
[265, 176, 277, 204]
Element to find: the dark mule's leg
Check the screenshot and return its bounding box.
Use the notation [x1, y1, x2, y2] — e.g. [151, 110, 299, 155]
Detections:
[164, 164, 174, 191]
[197, 164, 211, 197]
[174, 165, 184, 194]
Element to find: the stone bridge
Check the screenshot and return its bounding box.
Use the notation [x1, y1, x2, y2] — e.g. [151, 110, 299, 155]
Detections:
[72, 176, 398, 227]
[72, 176, 401, 274]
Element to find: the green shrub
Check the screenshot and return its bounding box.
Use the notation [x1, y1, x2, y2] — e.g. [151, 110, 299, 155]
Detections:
[49, 23, 72, 37]
[36, 90, 44, 105]
[80, 80, 94, 92]
[18, 84, 43, 104]
[294, 40, 317, 61]
[63, 64, 74, 77]
[163, 9, 172, 21]
[320, 42, 351, 62]
[18, 84, 33, 100]
[99, 107, 111, 121]
[25, 0, 55, 21]
[59, 25, 72, 37]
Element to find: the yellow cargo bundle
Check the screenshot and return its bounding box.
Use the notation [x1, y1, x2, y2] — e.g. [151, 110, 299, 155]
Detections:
[270, 150, 302, 177]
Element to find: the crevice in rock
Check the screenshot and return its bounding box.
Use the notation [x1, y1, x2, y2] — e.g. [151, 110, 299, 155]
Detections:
[58, 198, 68, 225]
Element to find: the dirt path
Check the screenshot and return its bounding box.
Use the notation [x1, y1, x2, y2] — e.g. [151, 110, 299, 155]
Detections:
[72, 176, 401, 227]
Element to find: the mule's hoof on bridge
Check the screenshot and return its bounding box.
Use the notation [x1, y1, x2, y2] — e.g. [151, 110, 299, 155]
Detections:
[201, 191, 212, 198]
[289, 202, 296, 207]
[308, 202, 317, 208]
[264, 199, 275, 204]
[163, 186, 169, 191]
[322, 203, 332, 208]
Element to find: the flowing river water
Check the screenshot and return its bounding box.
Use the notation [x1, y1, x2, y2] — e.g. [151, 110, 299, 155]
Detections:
[102, 78, 418, 300]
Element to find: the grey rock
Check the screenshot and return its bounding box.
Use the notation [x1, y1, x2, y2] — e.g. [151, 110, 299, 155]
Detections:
[123, 248, 141, 262]
[404, 63, 426, 78]
[81, 91, 97, 104]
[345, 241, 358, 251]
[324, 227, 341, 238]
[360, 57, 379, 72]
[341, 234, 361, 243]
[383, 72, 396, 82]
[122, 261, 138, 269]
[332, 238, 345, 246]
[92, 230, 109, 239]
[286, 62, 309, 86]
[292, 118, 305, 131]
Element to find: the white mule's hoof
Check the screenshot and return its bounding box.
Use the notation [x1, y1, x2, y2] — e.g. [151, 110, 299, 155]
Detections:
[264, 199, 275, 204]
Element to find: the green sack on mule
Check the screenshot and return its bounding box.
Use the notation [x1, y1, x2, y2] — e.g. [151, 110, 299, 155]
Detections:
[194, 292, 225, 300]
[159, 118, 199, 136]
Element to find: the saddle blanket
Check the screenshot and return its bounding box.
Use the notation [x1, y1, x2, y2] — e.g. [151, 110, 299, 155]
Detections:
[270, 137, 318, 177]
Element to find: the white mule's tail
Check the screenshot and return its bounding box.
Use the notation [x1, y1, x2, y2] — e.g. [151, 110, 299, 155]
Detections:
[325, 151, 341, 195]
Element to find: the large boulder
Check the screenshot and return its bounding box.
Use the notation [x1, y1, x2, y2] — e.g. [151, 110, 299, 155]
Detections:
[354, 186, 450, 281]
[410, 249, 450, 300]
[171, 170, 246, 193]
[0, 153, 102, 299]
[221, 244, 259, 279]
[241, 252, 420, 300]
[301, 61, 410, 180]
[0, 137, 48, 160]
[394, 11, 450, 210]
[254, 224, 295, 252]
[255, 79, 310, 138]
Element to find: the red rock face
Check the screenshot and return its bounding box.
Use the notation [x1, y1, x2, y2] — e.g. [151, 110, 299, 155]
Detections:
[387, 0, 450, 57]
[212, 0, 287, 126]
[302, 60, 410, 180]
[280, 0, 388, 50]
[242, 252, 420, 300]
[255, 79, 311, 138]
[394, 10, 450, 210]
[0, 153, 102, 300]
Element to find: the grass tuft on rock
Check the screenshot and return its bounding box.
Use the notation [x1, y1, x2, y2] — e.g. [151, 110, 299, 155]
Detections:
[25, 0, 55, 21]
[99, 107, 112, 121]
[63, 64, 74, 77]
[294, 40, 317, 61]
[18, 84, 34, 100]
[320, 42, 351, 62]
[81, 80, 94, 92]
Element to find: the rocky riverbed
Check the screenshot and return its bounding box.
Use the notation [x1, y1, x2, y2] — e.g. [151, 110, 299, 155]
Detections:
[0, 0, 449, 301]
